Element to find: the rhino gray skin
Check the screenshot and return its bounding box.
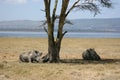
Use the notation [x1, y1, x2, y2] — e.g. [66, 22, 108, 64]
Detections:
[82, 48, 101, 61]
[19, 50, 42, 63]
[35, 54, 49, 63]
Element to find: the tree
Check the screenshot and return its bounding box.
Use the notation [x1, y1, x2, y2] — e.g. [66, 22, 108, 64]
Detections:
[42, 0, 112, 63]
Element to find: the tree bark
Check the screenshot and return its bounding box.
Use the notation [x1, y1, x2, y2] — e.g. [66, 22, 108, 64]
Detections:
[43, 0, 70, 63]
[43, 0, 72, 63]
[44, 0, 61, 63]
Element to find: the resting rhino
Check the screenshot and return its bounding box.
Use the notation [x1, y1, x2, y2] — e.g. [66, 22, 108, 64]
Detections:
[19, 50, 42, 63]
[34, 53, 49, 63]
[82, 48, 101, 61]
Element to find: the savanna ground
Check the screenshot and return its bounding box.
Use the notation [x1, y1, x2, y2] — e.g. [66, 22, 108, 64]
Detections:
[0, 38, 120, 80]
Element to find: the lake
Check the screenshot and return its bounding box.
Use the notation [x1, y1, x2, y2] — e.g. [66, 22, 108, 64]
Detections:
[0, 31, 120, 38]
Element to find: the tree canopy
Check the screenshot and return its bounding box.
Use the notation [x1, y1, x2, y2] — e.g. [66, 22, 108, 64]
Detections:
[41, 0, 112, 63]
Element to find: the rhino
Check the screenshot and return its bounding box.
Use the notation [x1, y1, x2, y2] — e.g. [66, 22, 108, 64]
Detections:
[82, 48, 101, 61]
[34, 53, 49, 63]
[19, 50, 42, 63]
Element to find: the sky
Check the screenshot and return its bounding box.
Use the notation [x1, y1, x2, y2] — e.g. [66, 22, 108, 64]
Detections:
[0, 0, 120, 21]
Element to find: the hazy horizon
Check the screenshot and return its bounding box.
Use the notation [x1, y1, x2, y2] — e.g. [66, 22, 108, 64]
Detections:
[0, 17, 120, 22]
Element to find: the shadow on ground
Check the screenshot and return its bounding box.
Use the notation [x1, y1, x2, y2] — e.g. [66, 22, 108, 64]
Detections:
[61, 59, 120, 64]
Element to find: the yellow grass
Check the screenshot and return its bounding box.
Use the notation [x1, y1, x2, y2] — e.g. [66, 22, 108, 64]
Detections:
[0, 38, 120, 80]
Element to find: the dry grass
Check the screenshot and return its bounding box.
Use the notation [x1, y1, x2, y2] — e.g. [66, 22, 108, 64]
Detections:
[0, 38, 120, 80]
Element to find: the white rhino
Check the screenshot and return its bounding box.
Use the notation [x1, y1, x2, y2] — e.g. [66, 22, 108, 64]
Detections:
[19, 50, 42, 63]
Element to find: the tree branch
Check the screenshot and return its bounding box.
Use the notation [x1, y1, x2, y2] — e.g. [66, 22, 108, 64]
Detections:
[40, 9, 45, 12]
[65, 0, 80, 17]
[57, 0, 70, 39]
[62, 31, 68, 38]
[99, 0, 112, 8]
[44, 26, 48, 35]
[44, 0, 51, 24]
[75, 3, 100, 16]
[52, 0, 58, 22]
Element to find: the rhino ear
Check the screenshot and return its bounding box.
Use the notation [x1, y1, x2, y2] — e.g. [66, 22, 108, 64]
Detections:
[89, 48, 94, 50]
[92, 48, 95, 51]
[34, 50, 38, 53]
[86, 49, 90, 53]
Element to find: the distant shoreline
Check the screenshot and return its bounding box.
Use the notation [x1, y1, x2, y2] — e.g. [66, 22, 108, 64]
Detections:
[0, 31, 120, 38]
[0, 30, 120, 33]
[0, 18, 120, 32]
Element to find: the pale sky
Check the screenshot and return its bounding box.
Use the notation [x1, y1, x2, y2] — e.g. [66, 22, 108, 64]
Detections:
[0, 0, 120, 21]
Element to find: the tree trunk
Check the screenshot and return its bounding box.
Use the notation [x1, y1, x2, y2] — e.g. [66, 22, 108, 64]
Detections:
[43, 0, 69, 63]
[48, 44, 60, 63]
[48, 36, 61, 63]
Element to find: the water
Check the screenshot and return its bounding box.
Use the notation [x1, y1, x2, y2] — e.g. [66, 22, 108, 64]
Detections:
[0, 31, 47, 37]
[0, 31, 120, 38]
[65, 32, 120, 38]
